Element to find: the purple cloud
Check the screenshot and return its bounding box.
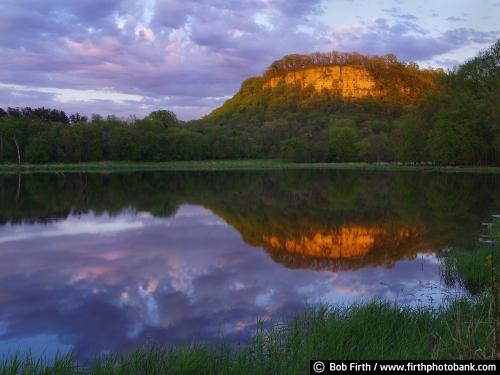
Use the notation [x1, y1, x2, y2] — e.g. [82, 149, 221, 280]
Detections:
[330, 18, 499, 63]
[383, 7, 400, 14]
[0, 0, 498, 119]
[397, 13, 419, 21]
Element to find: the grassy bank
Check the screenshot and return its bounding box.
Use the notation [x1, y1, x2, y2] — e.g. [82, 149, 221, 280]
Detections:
[0, 298, 495, 374]
[1, 160, 500, 174]
[443, 219, 500, 294]
[443, 246, 497, 294]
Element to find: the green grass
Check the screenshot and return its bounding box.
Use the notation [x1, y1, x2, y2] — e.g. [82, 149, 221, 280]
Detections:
[443, 219, 500, 295]
[0, 298, 495, 374]
[442, 246, 496, 294]
[1, 160, 500, 174]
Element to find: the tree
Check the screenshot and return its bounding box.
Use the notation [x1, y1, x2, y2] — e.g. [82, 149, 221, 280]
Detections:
[25, 133, 50, 163]
[427, 117, 486, 165]
[12, 135, 20, 164]
[328, 127, 359, 162]
[69, 112, 88, 126]
[425, 39, 499, 165]
[0, 116, 27, 163]
[391, 113, 427, 163]
[279, 136, 314, 162]
[360, 134, 392, 163]
[145, 110, 178, 127]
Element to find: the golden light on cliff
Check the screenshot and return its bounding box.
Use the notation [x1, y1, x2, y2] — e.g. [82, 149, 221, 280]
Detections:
[263, 66, 384, 98]
[262, 225, 423, 260]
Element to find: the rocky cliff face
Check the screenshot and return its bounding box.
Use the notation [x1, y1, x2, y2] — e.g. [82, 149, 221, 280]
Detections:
[264, 65, 386, 98]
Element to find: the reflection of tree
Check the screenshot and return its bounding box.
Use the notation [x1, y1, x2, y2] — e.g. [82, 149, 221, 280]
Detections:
[0, 170, 499, 262]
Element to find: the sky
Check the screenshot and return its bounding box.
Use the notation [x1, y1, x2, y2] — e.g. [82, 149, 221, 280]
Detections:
[0, 0, 498, 120]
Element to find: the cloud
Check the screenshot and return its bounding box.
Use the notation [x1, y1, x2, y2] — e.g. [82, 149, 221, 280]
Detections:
[447, 16, 464, 22]
[0, 0, 498, 119]
[383, 7, 400, 14]
[0, 83, 143, 104]
[397, 13, 418, 21]
[0, 0, 330, 119]
[330, 18, 500, 62]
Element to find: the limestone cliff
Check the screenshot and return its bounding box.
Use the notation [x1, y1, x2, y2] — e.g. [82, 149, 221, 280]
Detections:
[263, 65, 385, 99]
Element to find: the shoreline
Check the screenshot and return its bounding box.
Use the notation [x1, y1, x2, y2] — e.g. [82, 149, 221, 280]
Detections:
[1, 160, 500, 174]
[0, 298, 494, 373]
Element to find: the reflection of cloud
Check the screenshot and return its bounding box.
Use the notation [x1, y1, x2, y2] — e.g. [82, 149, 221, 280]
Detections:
[0, 205, 459, 361]
[70, 266, 110, 283]
[0, 214, 145, 244]
[139, 281, 160, 327]
[139, 280, 159, 295]
[0, 322, 7, 335]
[174, 205, 212, 218]
[255, 289, 275, 307]
[0, 334, 72, 361]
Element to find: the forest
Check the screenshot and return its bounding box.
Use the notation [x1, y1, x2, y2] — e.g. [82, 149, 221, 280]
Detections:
[0, 39, 498, 166]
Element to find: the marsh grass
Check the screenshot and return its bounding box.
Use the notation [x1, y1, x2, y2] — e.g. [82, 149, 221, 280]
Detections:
[442, 217, 500, 357]
[0, 298, 495, 375]
[442, 246, 494, 294]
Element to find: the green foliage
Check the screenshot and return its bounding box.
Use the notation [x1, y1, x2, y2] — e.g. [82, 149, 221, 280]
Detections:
[144, 109, 178, 127]
[25, 133, 50, 163]
[328, 127, 359, 162]
[424, 40, 499, 165]
[443, 246, 495, 294]
[280, 136, 314, 162]
[427, 117, 485, 165]
[360, 133, 392, 162]
[200, 41, 497, 166]
[391, 113, 427, 163]
[207, 49, 441, 123]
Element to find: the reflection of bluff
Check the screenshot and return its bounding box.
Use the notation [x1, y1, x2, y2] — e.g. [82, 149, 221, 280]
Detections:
[212, 202, 431, 271]
[260, 224, 429, 271]
[263, 225, 420, 259]
[1, 170, 493, 268]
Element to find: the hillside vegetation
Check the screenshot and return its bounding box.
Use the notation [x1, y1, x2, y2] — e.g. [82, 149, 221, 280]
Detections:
[0, 40, 498, 165]
[203, 41, 499, 165]
[208, 50, 441, 119]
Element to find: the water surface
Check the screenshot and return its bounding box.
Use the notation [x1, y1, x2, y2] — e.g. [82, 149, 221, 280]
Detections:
[0, 170, 499, 360]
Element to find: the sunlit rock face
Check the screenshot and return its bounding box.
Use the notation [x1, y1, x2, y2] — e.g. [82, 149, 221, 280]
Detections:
[264, 66, 384, 98]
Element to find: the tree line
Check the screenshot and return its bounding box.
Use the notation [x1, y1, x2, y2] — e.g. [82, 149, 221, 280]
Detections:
[0, 40, 498, 165]
[0, 108, 260, 163]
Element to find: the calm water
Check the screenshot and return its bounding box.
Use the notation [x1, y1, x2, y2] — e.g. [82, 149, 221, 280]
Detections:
[0, 170, 499, 360]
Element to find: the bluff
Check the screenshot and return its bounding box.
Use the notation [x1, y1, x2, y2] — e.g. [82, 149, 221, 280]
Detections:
[207, 51, 442, 119]
[263, 65, 384, 98]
